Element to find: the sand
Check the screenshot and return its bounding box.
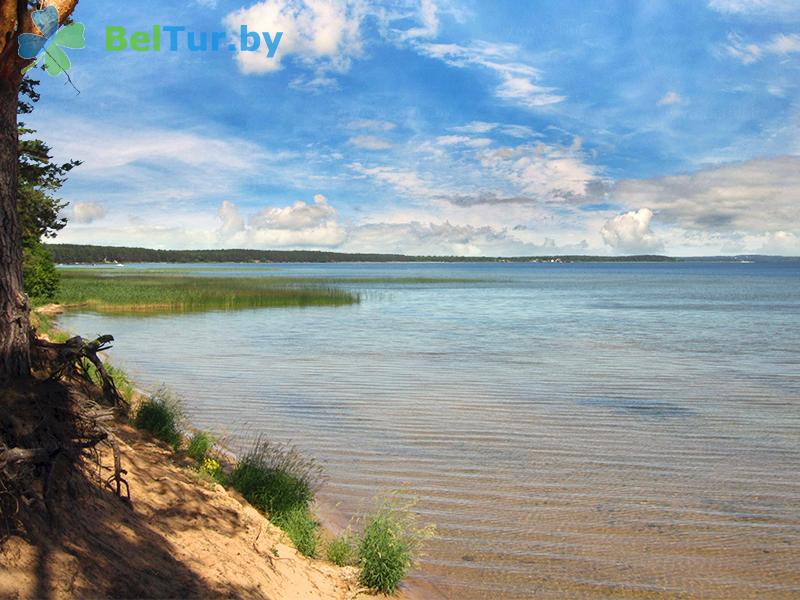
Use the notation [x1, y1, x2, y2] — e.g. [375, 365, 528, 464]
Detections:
[0, 416, 396, 600]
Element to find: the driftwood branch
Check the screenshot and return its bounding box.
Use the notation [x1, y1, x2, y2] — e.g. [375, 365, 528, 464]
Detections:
[36, 335, 124, 407]
[104, 437, 130, 503]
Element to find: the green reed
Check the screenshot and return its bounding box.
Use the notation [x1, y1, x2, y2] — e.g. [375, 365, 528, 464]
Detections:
[56, 272, 360, 314]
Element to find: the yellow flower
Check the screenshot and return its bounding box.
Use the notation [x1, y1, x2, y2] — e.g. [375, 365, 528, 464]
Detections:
[203, 457, 221, 474]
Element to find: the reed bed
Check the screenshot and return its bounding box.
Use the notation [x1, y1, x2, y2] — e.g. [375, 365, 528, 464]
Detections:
[57, 272, 360, 314]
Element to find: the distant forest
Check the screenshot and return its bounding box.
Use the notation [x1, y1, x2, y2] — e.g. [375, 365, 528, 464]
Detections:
[46, 244, 679, 264]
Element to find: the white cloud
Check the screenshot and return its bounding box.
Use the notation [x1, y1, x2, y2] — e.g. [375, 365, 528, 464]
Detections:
[613, 156, 800, 234]
[708, 0, 800, 17]
[757, 230, 800, 254]
[657, 91, 683, 106]
[450, 122, 539, 138]
[397, 0, 440, 40]
[723, 32, 763, 63]
[218, 201, 245, 234]
[723, 31, 800, 64]
[250, 194, 336, 230]
[349, 162, 444, 197]
[478, 142, 597, 199]
[348, 135, 393, 150]
[346, 119, 396, 131]
[435, 135, 492, 148]
[601, 208, 664, 254]
[414, 40, 565, 108]
[224, 0, 366, 78]
[71, 202, 107, 224]
[766, 33, 800, 54]
[214, 196, 346, 247]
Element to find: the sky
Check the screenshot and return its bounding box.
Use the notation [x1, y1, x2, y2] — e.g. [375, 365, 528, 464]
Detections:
[26, 0, 800, 256]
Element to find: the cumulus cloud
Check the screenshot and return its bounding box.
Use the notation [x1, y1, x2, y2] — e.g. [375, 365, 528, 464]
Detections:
[216, 196, 346, 247]
[218, 200, 245, 234]
[757, 231, 800, 254]
[349, 135, 393, 150]
[250, 194, 336, 230]
[613, 156, 800, 234]
[71, 202, 107, 224]
[224, 0, 366, 77]
[601, 208, 664, 254]
[345, 220, 589, 256]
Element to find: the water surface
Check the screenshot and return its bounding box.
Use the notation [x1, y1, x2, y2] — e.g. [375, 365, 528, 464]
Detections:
[59, 261, 800, 598]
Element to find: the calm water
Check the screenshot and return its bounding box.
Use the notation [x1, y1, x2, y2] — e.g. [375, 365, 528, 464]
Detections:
[59, 262, 800, 599]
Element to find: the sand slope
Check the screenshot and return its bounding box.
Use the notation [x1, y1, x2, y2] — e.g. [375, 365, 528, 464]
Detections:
[0, 419, 379, 600]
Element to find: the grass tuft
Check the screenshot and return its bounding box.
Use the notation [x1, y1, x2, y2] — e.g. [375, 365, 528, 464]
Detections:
[358, 501, 435, 594]
[325, 533, 356, 566]
[228, 438, 323, 557]
[187, 431, 215, 463]
[229, 438, 322, 517]
[273, 505, 319, 558]
[133, 387, 183, 449]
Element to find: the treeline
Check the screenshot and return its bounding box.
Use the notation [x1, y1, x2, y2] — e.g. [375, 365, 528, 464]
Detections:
[46, 244, 678, 264]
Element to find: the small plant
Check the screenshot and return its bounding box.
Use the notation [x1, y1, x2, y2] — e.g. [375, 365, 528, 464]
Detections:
[358, 501, 434, 594]
[187, 431, 215, 462]
[229, 438, 323, 517]
[201, 456, 223, 482]
[273, 505, 319, 557]
[133, 387, 183, 449]
[326, 533, 355, 566]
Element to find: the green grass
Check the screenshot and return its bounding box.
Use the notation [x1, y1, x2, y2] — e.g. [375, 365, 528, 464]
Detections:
[325, 533, 356, 566]
[133, 387, 183, 449]
[358, 503, 435, 594]
[187, 431, 215, 463]
[228, 438, 323, 557]
[31, 311, 72, 343]
[82, 360, 135, 404]
[56, 272, 360, 314]
[229, 438, 322, 516]
[273, 505, 319, 557]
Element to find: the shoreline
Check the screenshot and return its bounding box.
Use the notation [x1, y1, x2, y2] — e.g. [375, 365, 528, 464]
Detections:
[27, 304, 430, 599]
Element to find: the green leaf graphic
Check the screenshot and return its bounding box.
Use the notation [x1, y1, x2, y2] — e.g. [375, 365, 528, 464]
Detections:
[54, 22, 85, 49]
[43, 44, 71, 76]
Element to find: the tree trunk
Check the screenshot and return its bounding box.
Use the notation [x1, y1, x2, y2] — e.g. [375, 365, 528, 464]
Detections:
[0, 69, 29, 380]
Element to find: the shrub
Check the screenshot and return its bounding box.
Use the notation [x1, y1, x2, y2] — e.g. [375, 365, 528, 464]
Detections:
[187, 431, 215, 463]
[326, 533, 355, 566]
[358, 502, 434, 594]
[273, 505, 319, 557]
[133, 387, 183, 449]
[229, 438, 322, 518]
[23, 242, 59, 304]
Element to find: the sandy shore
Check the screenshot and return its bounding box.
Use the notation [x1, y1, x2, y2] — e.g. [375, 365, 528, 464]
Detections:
[0, 402, 407, 599]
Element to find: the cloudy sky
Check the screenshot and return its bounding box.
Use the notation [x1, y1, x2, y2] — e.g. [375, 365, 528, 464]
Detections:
[29, 0, 800, 256]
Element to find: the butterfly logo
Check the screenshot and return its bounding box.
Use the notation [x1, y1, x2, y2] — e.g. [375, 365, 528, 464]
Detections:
[18, 5, 85, 76]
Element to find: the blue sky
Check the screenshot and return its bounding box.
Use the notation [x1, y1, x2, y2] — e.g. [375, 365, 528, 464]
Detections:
[28, 0, 800, 255]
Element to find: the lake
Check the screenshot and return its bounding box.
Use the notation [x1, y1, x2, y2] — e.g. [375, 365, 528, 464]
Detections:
[58, 261, 800, 599]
